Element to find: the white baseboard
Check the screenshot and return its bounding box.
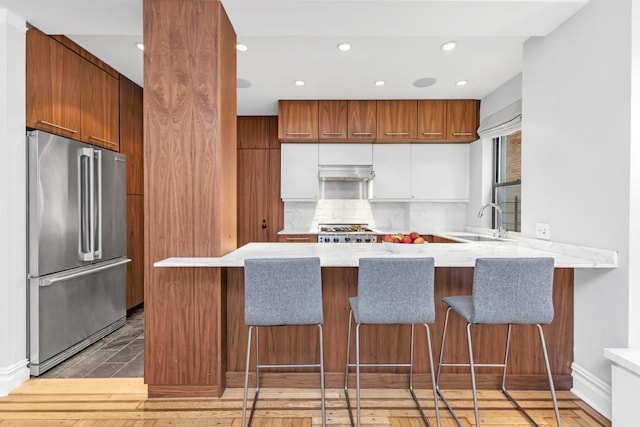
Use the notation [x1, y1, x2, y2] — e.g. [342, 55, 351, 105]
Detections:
[571, 362, 612, 420]
[0, 359, 30, 397]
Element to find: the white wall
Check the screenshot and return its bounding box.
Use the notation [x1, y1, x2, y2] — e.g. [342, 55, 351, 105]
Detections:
[468, 73, 522, 228]
[0, 8, 29, 396]
[522, 0, 633, 417]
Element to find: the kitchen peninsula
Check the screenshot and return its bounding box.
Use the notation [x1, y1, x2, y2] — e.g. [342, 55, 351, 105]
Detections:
[155, 238, 616, 394]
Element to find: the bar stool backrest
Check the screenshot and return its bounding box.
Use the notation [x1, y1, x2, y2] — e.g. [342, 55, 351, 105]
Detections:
[244, 257, 323, 326]
[356, 257, 435, 324]
[471, 257, 555, 324]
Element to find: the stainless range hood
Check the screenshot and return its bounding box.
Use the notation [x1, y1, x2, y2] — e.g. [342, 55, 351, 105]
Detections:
[318, 165, 374, 199]
[318, 165, 375, 182]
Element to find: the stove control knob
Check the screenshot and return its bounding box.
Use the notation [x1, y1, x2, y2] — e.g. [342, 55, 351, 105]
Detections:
[356, 238, 362, 243]
[365, 238, 371, 242]
[333, 238, 339, 243]
[324, 237, 330, 242]
[345, 237, 351, 242]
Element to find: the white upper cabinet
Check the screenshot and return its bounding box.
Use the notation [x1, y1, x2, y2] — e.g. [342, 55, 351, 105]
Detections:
[318, 143, 373, 165]
[410, 144, 469, 201]
[281, 144, 319, 200]
[372, 144, 411, 200]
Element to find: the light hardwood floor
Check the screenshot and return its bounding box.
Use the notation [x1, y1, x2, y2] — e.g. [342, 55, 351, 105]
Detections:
[0, 379, 610, 426]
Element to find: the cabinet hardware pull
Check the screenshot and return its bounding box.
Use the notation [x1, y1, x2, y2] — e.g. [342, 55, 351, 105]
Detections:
[452, 132, 473, 136]
[89, 135, 118, 146]
[285, 132, 311, 136]
[352, 132, 373, 136]
[422, 132, 443, 135]
[385, 132, 409, 136]
[37, 120, 77, 134]
[285, 237, 311, 241]
[323, 132, 343, 136]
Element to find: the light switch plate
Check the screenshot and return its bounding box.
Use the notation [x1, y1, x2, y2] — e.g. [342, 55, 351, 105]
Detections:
[536, 223, 550, 239]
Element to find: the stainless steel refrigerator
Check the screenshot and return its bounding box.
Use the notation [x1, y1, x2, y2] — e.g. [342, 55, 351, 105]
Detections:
[27, 130, 130, 376]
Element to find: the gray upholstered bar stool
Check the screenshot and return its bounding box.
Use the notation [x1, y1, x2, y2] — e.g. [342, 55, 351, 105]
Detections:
[243, 257, 325, 427]
[345, 257, 440, 427]
[436, 257, 561, 427]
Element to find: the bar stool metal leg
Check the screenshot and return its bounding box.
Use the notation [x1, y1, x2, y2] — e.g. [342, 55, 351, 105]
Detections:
[466, 323, 480, 427]
[538, 324, 562, 427]
[435, 307, 464, 426]
[344, 309, 355, 427]
[318, 324, 326, 427]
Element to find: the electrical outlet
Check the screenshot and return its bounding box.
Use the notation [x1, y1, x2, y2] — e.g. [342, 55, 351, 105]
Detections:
[536, 223, 550, 239]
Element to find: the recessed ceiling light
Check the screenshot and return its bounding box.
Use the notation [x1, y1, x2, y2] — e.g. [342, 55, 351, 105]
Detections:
[294, 80, 305, 86]
[135, 42, 144, 51]
[337, 42, 351, 52]
[237, 78, 252, 89]
[456, 80, 468, 86]
[413, 77, 437, 88]
[441, 41, 457, 51]
[236, 43, 248, 52]
[374, 80, 385, 86]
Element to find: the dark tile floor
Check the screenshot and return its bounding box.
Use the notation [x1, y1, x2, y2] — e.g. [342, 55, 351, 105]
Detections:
[41, 307, 144, 378]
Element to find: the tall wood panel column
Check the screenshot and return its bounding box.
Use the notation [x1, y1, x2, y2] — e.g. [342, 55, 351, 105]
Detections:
[143, 0, 237, 398]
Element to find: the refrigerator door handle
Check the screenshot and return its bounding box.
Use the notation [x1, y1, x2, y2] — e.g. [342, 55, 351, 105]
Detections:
[41, 259, 131, 287]
[78, 147, 94, 261]
[94, 150, 103, 259]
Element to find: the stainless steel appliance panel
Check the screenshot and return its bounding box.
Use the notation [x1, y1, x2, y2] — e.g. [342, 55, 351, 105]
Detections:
[98, 150, 127, 261]
[29, 259, 128, 367]
[28, 131, 91, 276]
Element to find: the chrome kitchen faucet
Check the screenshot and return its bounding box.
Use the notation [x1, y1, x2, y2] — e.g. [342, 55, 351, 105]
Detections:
[478, 203, 506, 238]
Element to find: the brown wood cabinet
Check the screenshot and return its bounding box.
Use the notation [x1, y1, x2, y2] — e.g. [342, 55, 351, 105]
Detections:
[348, 100, 377, 142]
[238, 117, 283, 246]
[278, 100, 318, 141]
[376, 100, 417, 142]
[81, 61, 120, 150]
[119, 76, 144, 310]
[446, 100, 480, 142]
[26, 28, 120, 150]
[277, 234, 318, 243]
[26, 27, 82, 138]
[430, 235, 460, 244]
[417, 100, 447, 142]
[318, 100, 348, 142]
[126, 194, 144, 309]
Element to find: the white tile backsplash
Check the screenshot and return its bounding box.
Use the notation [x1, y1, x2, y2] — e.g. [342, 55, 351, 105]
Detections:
[284, 200, 468, 233]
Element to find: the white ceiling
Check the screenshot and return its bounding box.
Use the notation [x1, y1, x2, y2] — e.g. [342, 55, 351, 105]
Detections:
[0, 0, 587, 115]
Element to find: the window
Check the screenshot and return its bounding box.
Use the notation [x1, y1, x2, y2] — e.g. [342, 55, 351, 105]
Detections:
[494, 130, 521, 232]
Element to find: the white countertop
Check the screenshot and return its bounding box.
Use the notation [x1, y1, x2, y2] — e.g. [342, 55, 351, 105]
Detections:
[154, 239, 617, 268]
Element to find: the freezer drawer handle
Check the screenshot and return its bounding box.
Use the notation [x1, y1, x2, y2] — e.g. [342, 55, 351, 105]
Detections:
[41, 259, 131, 287]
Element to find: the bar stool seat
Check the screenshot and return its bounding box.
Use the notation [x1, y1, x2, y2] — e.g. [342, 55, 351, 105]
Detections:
[242, 257, 325, 427]
[345, 257, 441, 427]
[436, 257, 561, 427]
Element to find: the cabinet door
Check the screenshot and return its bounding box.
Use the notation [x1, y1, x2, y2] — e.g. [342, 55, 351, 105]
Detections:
[281, 144, 319, 199]
[410, 144, 469, 200]
[417, 100, 447, 142]
[348, 100, 376, 142]
[238, 149, 272, 245]
[126, 194, 144, 309]
[81, 61, 120, 150]
[318, 100, 348, 142]
[318, 143, 372, 165]
[376, 100, 417, 142]
[278, 100, 319, 141]
[372, 144, 411, 199]
[26, 28, 82, 138]
[237, 116, 271, 149]
[446, 100, 480, 142]
[119, 76, 144, 195]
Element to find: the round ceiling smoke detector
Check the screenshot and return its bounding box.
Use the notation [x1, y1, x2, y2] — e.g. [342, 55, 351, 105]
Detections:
[413, 77, 437, 88]
[237, 78, 252, 88]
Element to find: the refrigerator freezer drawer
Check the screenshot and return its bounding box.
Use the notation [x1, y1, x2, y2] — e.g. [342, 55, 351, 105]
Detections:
[29, 258, 129, 375]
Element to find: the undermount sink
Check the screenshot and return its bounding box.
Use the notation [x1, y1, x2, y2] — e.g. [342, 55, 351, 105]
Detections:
[448, 233, 506, 242]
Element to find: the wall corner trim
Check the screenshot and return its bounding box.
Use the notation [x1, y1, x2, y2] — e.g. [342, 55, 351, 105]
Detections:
[571, 362, 612, 421]
[0, 359, 30, 397]
[0, 8, 27, 31]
